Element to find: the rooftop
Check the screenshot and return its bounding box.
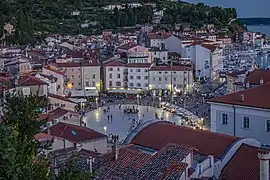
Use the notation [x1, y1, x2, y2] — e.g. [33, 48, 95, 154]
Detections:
[95, 144, 191, 180]
[147, 32, 172, 40]
[39, 108, 72, 122]
[47, 122, 107, 143]
[130, 122, 238, 159]
[48, 93, 77, 104]
[18, 76, 48, 86]
[246, 69, 270, 85]
[149, 65, 192, 71]
[208, 82, 270, 110]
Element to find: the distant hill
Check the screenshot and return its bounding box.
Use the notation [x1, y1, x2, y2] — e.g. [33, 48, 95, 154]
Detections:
[239, 18, 270, 25]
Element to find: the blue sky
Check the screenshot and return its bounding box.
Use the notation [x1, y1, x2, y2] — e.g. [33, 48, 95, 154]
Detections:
[182, 0, 270, 18]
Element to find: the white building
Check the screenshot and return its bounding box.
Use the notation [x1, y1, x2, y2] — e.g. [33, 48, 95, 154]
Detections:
[183, 43, 223, 80]
[149, 46, 168, 64]
[147, 32, 172, 48]
[148, 65, 193, 95]
[104, 60, 127, 90]
[43, 66, 65, 96]
[127, 63, 151, 90]
[117, 43, 150, 63]
[208, 83, 270, 145]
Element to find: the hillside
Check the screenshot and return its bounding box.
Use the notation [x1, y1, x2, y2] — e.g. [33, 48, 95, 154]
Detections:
[0, 0, 239, 45]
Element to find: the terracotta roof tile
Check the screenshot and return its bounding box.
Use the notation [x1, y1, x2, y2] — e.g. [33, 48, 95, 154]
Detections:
[95, 144, 190, 180]
[34, 132, 53, 141]
[202, 44, 217, 52]
[131, 122, 239, 159]
[43, 66, 65, 75]
[247, 69, 270, 85]
[48, 93, 77, 104]
[39, 108, 71, 122]
[118, 42, 138, 50]
[219, 144, 262, 180]
[208, 82, 270, 110]
[47, 122, 106, 143]
[18, 76, 48, 86]
[148, 32, 172, 40]
[105, 60, 126, 67]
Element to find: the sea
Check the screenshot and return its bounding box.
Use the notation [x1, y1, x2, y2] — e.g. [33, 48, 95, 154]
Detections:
[247, 25, 270, 69]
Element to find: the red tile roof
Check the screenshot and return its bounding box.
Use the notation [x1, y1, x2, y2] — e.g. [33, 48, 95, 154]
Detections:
[149, 65, 192, 71]
[202, 44, 218, 52]
[104, 60, 126, 67]
[247, 69, 270, 85]
[126, 63, 152, 68]
[227, 70, 247, 78]
[43, 66, 65, 75]
[52, 60, 100, 67]
[118, 42, 138, 50]
[48, 122, 106, 143]
[95, 144, 191, 179]
[131, 122, 239, 159]
[39, 108, 71, 122]
[34, 132, 53, 141]
[219, 144, 261, 180]
[148, 32, 172, 40]
[18, 76, 48, 86]
[48, 93, 77, 104]
[208, 83, 270, 110]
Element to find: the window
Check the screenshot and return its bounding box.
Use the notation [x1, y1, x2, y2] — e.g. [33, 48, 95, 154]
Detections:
[86, 81, 89, 87]
[109, 74, 112, 78]
[92, 74, 96, 79]
[221, 113, 228, 125]
[154, 52, 156, 55]
[117, 74, 121, 79]
[144, 69, 148, 72]
[130, 76, 134, 79]
[144, 76, 148, 80]
[159, 77, 162, 81]
[153, 77, 155, 81]
[61, 104, 66, 107]
[137, 69, 141, 72]
[129, 83, 134, 87]
[72, 68, 74, 72]
[145, 83, 148, 87]
[109, 68, 113, 71]
[92, 82, 96, 86]
[137, 83, 141, 87]
[130, 69, 133, 72]
[116, 82, 121, 86]
[266, 120, 270, 132]
[137, 76, 141, 80]
[165, 71, 168, 74]
[173, 77, 176, 81]
[243, 117, 250, 129]
[117, 68, 120, 71]
[165, 77, 168, 81]
[159, 72, 162, 74]
[109, 81, 112, 87]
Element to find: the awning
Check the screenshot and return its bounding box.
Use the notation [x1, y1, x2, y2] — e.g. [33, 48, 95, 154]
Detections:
[108, 89, 142, 94]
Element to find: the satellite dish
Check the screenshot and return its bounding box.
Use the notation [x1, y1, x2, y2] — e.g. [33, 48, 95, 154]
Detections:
[71, 130, 77, 135]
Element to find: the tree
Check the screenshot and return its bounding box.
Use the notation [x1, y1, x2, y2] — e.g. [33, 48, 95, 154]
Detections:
[0, 93, 92, 179]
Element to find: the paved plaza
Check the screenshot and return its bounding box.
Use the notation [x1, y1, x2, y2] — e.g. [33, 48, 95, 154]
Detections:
[84, 105, 183, 142]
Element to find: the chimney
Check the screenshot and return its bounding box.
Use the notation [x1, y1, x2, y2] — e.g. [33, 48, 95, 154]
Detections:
[87, 156, 93, 174]
[240, 94, 244, 102]
[246, 81, 250, 88]
[112, 135, 119, 161]
[260, 78, 264, 85]
[258, 149, 270, 180]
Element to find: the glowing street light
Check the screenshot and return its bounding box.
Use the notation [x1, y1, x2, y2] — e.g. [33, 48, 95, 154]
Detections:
[104, 126, 107, 135]
[95, 97, 98, 106]
[159, 96, 162, 104]
[137, 94, 140, 105]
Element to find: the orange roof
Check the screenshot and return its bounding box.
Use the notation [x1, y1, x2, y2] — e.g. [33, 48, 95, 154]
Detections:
[208, 83, 270, 110]
[220, 144, 262, 180]
[34, 132, 53, 141]
[18, 76, 47, 86]
[247, 69, 270, 85]
[148, 32, 172, 40]
[104, 60, 126, 67]
[43, 66, 65, 75]
[48, 93, 77, 104]
[202, 44, 217, 51]
[118, 42, 138, 50]
[131, 122, 238, 159]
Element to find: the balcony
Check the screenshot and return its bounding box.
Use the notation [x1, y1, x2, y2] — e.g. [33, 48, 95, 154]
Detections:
[127, 52, 148, 58]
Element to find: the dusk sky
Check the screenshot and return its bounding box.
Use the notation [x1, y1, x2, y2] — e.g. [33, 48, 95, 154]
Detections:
[182, 0, 270, 18]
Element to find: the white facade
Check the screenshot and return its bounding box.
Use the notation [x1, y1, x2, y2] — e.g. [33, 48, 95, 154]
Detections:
[183, 44, 223, 80]
[149, 48, 168, 63]
[42, 67, 65, 96]
[127, 65, 150, 90]
[209, 103, 270, 145]
[149, 67, 193, 93]
[105, 64, 127, 90]
[150, 38, 164, 48]
[164, 35, 183, 54]
[82, 65, 101, 91]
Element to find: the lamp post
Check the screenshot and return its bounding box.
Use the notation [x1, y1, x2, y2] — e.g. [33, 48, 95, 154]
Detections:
[136, 94, 140, 105]
[95, 97, 98, 106]
[159, 96, 161, 105]
[104, 126, 107, 135]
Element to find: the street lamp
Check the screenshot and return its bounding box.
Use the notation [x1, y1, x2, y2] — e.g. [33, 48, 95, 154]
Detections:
[104, 126, 107, 135]
[159, 96, 161, 104]
[95, 97, 98, 106]
[137, 94, 140, 105]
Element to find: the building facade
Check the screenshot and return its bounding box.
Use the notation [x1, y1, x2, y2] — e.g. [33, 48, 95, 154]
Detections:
[127, 63, 151, 90]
